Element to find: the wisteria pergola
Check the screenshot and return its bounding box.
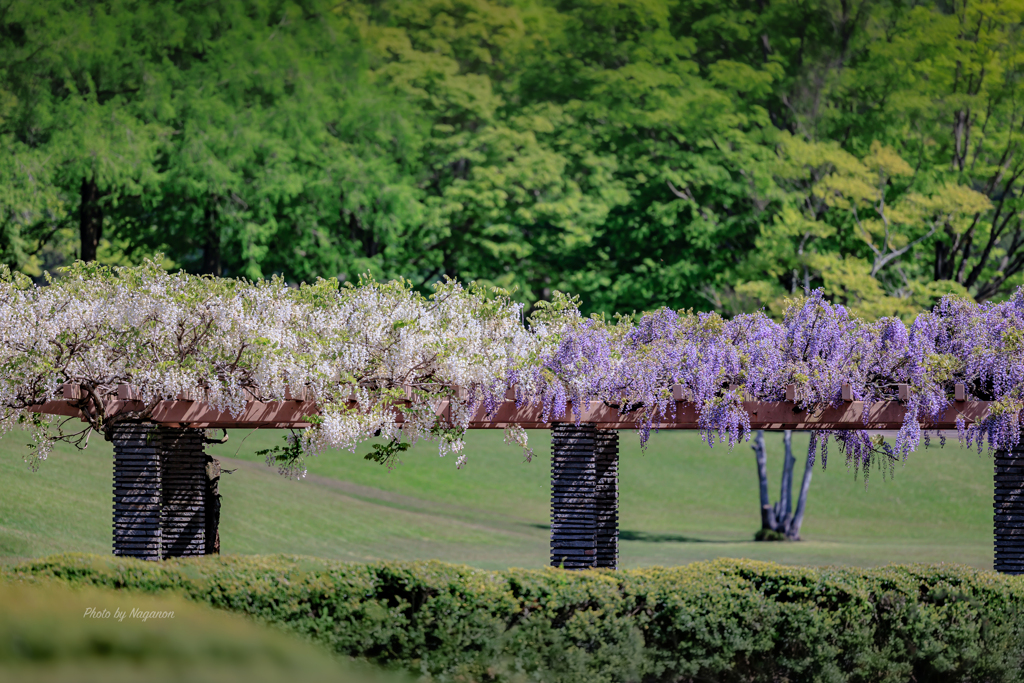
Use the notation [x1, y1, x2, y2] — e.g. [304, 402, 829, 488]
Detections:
[32, 384, 1018, 573]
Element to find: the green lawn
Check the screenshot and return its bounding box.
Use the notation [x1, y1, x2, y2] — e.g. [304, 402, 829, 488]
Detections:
[0, 426, 996, 570]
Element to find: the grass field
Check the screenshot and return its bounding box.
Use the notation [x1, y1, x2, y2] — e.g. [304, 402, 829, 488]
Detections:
[0, 426, 996, 570]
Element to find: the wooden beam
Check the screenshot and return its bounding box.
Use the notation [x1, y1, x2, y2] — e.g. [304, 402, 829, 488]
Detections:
[27, 396, 992, 431]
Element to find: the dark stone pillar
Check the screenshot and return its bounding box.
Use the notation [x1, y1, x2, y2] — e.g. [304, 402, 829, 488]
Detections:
[595, 429, 619, 569]
[158, 428, 207, 559]
[995, 447, 1024, 574]
[550, 423, 597, 569]
[112, 422, 162, 560]
[111, 422, 212, 560]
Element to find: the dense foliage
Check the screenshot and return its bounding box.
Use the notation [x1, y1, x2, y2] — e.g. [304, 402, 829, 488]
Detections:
[9, 553, 1024, 682]
[3, 0, 1024, 319]
[2, 262, 1023, 478]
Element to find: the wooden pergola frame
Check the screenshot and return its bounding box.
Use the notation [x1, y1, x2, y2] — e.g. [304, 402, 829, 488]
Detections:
[31, 383, 1018, 574]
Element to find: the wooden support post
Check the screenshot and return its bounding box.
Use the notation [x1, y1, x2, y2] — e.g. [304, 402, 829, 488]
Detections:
[594, 429, 619, 569]
[111, 422, 212, 560]
[550, 423, 596, 569]
[995, 445, 1024, 574]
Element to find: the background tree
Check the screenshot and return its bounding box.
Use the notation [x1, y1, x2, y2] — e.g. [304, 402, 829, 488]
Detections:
[0, 0, 166, 270]
[726, 0, 1024, 315]
[3, 0, 1024, 319]
[354, 0, 629, 299]
[734, 137, 992, 319]
[752, 430, 812, 541]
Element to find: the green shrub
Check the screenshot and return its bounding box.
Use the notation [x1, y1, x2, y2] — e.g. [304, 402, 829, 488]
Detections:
[8, 554, 1024, 682]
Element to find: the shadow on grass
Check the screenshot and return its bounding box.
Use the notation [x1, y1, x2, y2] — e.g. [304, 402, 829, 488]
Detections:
[527, 524, 750, 544]
[619, 530, 751, 544]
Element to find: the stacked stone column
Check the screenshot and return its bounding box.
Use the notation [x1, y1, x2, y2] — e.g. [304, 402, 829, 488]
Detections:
[112, 423, 163, 560]
[995, 445, 1024, 574]
[112, 422, 216, 560]
[550, 423, 619, 570]
[158, 428, 208, 558]
[594, 429, 619, 569]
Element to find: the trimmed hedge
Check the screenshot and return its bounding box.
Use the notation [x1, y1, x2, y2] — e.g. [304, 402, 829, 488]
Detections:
[7, 554, 1024, 682]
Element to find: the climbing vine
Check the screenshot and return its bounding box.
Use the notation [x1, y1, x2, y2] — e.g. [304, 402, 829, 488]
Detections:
[1, 260, 1021, 477]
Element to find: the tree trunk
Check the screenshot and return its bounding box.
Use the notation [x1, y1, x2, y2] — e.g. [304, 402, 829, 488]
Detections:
[79, 177, 103, 262]
[752, 430, 774, 529]
[755, 430, 809, 540]
[788, 445, 814, 540]
[201, 205, 222, 276]
[776, 430, 796, 533]
[205, 456, 221, 555]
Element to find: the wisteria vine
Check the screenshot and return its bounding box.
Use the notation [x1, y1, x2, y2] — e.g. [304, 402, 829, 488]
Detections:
[0, 260, 1021, 479]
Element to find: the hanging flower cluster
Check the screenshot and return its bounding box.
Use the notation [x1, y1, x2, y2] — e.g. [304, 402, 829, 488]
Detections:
[0, 261, 530, 475]
[0, 260, 1021, 478]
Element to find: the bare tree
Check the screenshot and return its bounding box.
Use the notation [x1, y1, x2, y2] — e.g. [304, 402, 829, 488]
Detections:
[752, 430, 812, 541]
